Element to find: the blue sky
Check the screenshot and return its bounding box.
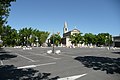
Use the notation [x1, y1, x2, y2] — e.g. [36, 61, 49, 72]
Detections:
[8, 0, 120, 36]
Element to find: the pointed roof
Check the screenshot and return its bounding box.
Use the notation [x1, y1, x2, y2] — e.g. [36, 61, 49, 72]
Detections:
[64, 21, 68, 28]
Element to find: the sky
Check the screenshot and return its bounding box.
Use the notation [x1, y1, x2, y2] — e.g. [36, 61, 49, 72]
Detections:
[7, 0, 120, 36]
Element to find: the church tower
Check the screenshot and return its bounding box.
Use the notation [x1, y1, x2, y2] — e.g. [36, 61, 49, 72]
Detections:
[63, 21, 68, 33]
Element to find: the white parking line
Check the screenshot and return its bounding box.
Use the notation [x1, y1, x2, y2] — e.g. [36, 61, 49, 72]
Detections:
[28, 52, 60, 60]
[15, 53, 36, 62]
[58, 73, 87, 80]
[17, 62, 56, 69]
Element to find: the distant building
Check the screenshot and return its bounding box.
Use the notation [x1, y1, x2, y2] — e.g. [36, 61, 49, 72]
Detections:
[113, 36, 120, 47]
[62, 22, 80, 47]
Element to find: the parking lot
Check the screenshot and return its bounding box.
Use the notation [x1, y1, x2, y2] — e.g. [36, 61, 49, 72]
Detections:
[1, 47, 120, 80]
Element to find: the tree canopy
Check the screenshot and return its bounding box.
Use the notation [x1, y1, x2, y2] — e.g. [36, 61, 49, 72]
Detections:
[50, 33, 61, 46]
[0, 0, 16, 35]
[1, 26, 50, 47]
[69, 33, 83, 46]
[83, 33, 97, 45]
[96, 33, 112, 46]
[69, 32, 112, 47]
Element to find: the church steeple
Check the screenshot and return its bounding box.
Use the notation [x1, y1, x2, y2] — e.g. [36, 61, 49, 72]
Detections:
[63, 21, 68, 33]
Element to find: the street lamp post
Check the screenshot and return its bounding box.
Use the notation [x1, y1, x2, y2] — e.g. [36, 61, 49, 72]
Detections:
[108, 35, 110, 50]
[105, 36, 107, 47]
[27, 36, 28, 47]
[52, 33, 55, 54]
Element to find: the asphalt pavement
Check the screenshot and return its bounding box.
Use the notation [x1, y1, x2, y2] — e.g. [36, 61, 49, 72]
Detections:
[1, 47, 120, 80]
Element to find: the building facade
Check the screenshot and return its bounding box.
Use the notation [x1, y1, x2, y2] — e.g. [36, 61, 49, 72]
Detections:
[62, 22, 80, 47]
[113, 36, 120, 47]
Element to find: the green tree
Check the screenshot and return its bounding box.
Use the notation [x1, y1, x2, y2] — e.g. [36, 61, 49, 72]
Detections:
[96, 33, 112, 47]
[0, 0, 16, 35]
[1, 25, 18, 46]
[39, 32, 50, 45]
[0, 0, 16, 48]
[50, 33, 61, 46]
[19, 27, 50, 47]
[19, 27, 35, 46]
[10, 29, 18, 46]
[69, 33, 83, 46]
[2, 25, 12, 46]
[83, 33, 97, 46]
[31, 29, 50, 46]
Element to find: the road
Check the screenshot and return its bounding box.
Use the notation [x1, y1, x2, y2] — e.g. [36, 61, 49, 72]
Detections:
[1, 47, 120, 80]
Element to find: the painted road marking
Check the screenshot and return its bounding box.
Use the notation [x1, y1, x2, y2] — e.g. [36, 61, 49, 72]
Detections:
[28, 52, 61, 60]
[0, 61, 3, 65]
[17, 62, 56, 69]
[15, 53, 36, 62]
[58, 73, 87, 80]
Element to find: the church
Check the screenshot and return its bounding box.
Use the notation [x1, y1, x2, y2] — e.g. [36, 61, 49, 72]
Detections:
[61, 22, 80, 47]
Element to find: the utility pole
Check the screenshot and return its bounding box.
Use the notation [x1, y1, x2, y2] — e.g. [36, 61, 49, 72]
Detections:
[108, 34, 110, 50]
[52, 33, 55, 54]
